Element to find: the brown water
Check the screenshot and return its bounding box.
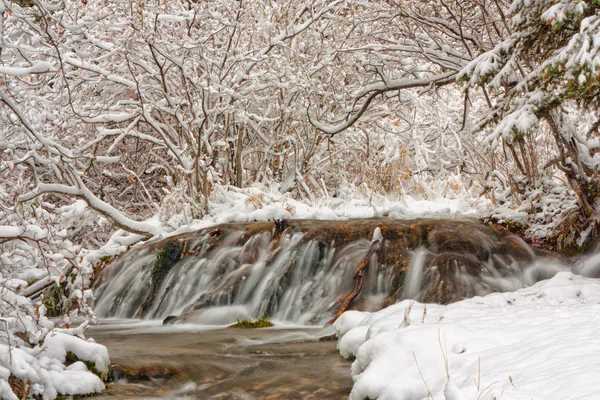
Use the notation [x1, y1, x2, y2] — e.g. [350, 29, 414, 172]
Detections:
[90, 320, 352, 400]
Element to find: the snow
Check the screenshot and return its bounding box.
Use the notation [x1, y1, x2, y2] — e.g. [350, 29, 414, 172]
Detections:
[0, 225, 48, 240]
[42, 332, 110, 373]
[335, 272, 600, 400]
[180, 183, 479, 232]
[82, 112, 138, 124]
[48, 369, 104, 396]
[0, 329, 108, 399]
[0, 62, 57, 77]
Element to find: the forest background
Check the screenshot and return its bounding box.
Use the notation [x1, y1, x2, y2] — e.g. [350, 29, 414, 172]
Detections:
[0, 0, 599, 398]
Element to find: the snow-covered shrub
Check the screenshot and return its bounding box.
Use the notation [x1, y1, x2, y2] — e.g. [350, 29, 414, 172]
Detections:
[0, 165, 109, 399]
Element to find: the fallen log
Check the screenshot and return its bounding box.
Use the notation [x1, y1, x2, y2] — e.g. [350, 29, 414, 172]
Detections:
[326, 227, 382, 326]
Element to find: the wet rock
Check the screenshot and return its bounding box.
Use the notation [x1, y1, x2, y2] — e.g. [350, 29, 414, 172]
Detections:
[274, 218, 289, 236]
[209, 228, 224, 237]
[319, 334, 337, 341]
[108, 364, 179, 382]
[133, 365, 178, 380]
[107, 364, 126, 382]
[162, 315, 178, 325]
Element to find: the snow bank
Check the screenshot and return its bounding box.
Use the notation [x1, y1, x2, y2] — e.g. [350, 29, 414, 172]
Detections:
[48, 368, 104, 396]
[0, 328, 108, 399]
[0, 295, 108, 399]
[335, 272, 600, 400]
[162, 183, 479, 234]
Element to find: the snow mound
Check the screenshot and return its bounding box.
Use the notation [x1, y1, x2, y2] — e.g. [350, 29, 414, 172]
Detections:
[0, 329, 108, 399]
[43, 332, 110, 373]
[335, 272, 600, 400]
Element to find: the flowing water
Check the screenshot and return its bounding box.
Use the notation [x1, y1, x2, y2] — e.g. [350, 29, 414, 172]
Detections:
[91, 218, 600, 399]
[93, 219, 555, 325]
[91, 321, 350, 400]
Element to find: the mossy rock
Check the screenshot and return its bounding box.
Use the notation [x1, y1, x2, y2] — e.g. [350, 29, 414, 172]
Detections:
[229, 316, 273, 328]
[42, 283, 72, 318]
[56, 393, 100, 399]
[162, 315, 178, 325]
[107, 364, 178, 382]
[66, 351, 106, 381]
[138, 240, 183, 317]
[98, 218, 549, 319]
[153, 241, 183, 283]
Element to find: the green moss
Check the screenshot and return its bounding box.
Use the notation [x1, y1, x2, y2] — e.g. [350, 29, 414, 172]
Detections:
[98, 255, 113, 264]
[229, 316, 273, 328]
[153, 241, 182, 284]
[505, 219, 529, 235]
[484, 217, 529, 236]
[42, 283, 71, 318]
[66, 352, 107, 381]
[25, 278, 38, 286]
[95, 255, 114, 271]
[139, 240, 183, 316]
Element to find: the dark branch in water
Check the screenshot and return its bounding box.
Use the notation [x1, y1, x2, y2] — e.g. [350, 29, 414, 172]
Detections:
[327, 228, 382, 326]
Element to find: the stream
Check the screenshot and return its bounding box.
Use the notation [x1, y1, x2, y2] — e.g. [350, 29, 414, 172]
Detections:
[90, 320, 351, 400]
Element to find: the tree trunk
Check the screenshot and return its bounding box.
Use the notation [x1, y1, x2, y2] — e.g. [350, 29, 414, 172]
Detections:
[235, 124, 244, 188]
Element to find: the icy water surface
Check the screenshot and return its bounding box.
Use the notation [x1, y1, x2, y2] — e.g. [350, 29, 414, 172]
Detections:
[90, 320, 352, 400]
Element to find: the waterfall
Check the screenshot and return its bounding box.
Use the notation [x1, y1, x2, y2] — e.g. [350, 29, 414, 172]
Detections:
[93, 219, 600, 326]
[93, 226, 393, 325]
[402, 247, 428, 300]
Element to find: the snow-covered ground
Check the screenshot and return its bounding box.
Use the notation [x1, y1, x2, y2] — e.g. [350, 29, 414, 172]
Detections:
[335, 271, 600, 400]
[162, 182, 480, 236]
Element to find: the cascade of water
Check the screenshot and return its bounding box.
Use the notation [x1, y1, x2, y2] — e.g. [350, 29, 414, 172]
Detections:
[93, 250, 157, 318]
[402, 247, 428, 300]
[93, 219, 600, 326]
[93, 229, 393, 325]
